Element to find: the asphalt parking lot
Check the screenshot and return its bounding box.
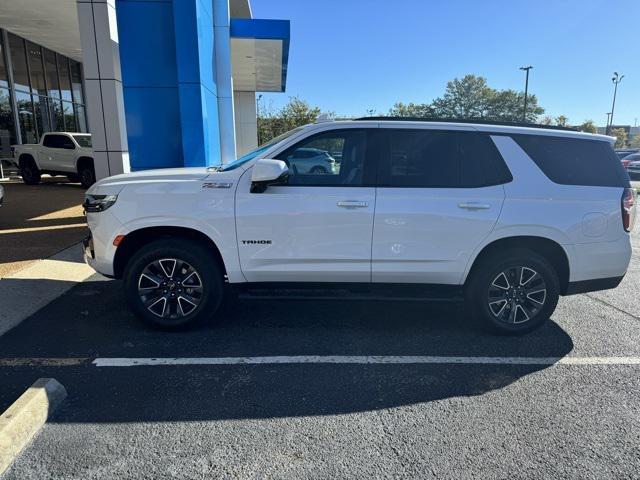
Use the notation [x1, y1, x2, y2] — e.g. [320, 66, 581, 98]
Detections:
[0, 229, 639, 479]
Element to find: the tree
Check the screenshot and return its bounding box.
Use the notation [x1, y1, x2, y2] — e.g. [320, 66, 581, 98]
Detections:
[555, 115, 569, 127]
[388, 102, 435, 118]
[386, 74, 545, 122]
[540, 116, 554, 125]
[630, 134, 640, 148]
[611, 128, 628, 148]
[577, 120, 597, 133]
[257, 96, 322, 144]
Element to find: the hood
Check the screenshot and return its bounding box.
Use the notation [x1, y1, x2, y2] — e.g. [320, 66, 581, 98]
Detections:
[87, 166, 242, 195]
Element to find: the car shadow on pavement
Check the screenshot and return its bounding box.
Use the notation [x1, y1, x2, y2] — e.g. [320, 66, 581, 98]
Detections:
[0, 278, 574, 423]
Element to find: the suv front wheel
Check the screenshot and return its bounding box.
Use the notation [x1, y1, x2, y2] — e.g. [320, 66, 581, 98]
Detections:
[123, 239, 224, 329]
[466, 248, 560, 335]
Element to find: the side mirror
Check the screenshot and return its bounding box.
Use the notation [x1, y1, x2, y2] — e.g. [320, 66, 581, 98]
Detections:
[251, 159, 288, 193]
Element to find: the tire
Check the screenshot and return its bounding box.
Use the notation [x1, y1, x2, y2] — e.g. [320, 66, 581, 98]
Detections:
[465, 248, 559, 335]
[78, 162, 95, 188]
[310, 166, 328, 174]
[123, 239, 225, 330]
[20, 157, 41, 185]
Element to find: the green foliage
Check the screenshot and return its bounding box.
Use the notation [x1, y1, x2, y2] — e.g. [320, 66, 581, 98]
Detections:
[576, 120, 597, 134]
[388, 102, 435, 118]
[630, 134, 640, 148]
[554, 115, 569, 127]
[386, 74, 544, 123]
[611, 128, 628, 148]
[257, 96, 322, 145]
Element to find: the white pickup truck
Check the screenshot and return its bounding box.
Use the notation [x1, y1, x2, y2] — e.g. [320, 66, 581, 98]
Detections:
[12, 132, 95, 188]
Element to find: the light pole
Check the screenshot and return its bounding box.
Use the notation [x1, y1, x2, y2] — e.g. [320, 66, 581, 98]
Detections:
[520, 66, 533, 122]
[606, 112, 612, 131]
[607, 72, 624, 135]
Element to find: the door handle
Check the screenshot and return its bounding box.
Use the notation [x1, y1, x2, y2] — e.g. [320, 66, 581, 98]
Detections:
[458, 202, 491, 210]
[337, 200, 369, 208]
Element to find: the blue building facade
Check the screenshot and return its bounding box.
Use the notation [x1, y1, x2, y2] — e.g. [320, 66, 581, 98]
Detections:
[79, 0, 289, 178]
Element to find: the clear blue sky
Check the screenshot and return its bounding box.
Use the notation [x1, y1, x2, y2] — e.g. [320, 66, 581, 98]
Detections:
[251, 0, 639, 126]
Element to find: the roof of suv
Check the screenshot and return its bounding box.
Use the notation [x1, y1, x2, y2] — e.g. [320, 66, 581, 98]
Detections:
[312, 118, 615, 143]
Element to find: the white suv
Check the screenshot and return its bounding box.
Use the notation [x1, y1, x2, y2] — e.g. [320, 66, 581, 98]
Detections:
[83, 120, 635, 335]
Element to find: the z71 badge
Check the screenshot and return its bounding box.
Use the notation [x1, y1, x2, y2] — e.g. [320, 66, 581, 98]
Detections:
[202, 182, 233, 189]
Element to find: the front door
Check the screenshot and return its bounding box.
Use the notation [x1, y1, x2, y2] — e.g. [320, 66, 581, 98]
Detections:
[372, 128, 509, 284]
[235, 128, 377, 283]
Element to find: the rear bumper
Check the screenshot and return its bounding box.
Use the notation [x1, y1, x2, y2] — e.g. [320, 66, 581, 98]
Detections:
[564, 275, 625, 296]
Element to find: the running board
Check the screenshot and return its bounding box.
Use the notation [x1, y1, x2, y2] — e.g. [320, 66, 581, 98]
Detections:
[233, 283, 464, 303]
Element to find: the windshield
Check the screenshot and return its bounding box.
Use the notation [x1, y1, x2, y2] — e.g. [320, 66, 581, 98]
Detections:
[220, 127, 305, 171]
[73, 135, 92, 148]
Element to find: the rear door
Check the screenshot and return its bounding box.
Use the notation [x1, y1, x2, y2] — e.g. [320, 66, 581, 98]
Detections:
[235, 127, 378, 283]
[372, 127, 510, 284]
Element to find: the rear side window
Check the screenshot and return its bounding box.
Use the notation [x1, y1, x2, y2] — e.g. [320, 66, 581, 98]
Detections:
[378, 130, 512, 188]
[513, 135, 629, 187]
[42, 134, 61, 148]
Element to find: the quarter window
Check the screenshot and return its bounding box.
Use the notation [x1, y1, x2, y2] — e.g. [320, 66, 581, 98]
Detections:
[276, 129, 370, 186]
[513, 135, 629, 188]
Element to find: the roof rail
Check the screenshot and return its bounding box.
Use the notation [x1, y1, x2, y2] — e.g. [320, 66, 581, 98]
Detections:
[354, 116, 579, 132]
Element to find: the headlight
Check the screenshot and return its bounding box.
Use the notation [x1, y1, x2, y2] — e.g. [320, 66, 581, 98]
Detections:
[83, 194, 118, 212]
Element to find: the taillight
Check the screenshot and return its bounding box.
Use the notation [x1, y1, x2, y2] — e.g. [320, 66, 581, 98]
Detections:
[622, 159, 630, 169]
[622, 188, 636, 232]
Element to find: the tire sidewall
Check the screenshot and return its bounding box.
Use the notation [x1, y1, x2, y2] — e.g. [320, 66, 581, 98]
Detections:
[21, 160, 40, 185]
[123, 239, 224, 329]
[468, 249, 560, 335]
[79, 165, 95, 188]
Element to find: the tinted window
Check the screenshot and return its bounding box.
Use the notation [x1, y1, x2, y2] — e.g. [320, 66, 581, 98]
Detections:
[276, 129, 370, 186]
[513, 135, 629, 187]
[8, 34, 29, 92]
[379, 130, 511, 188]
[43, 134, 72, 148]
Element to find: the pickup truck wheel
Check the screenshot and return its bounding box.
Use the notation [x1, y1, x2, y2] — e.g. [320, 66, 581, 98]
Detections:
[20, 159, 41, 185]
[123, 239, 224, 330]
[79, 163, 95, 188]
[465, 248, 559, 335]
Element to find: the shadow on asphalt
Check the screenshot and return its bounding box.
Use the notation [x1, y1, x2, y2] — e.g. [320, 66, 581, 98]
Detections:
[0, 278, 574, 422]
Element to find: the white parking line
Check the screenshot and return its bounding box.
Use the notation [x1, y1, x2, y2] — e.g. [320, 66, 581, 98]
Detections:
[92, 356, 640, 367]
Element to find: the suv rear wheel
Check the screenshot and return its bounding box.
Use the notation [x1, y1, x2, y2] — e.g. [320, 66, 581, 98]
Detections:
[466, 248, 560, 335]
[123, 239, 225, 329]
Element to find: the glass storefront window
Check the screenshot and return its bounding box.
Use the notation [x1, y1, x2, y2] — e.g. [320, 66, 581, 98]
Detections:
[43, 49, 60, 99]
[8, 34, 29, 92]
[15, 90, 37, 144]
[62, 101, 75, 131]
[1, 30, 87, 144]
[70, 60, 83, 104]
[0, 35, 8, 88]
[26, 41, 47, 96]
[0, 87, 16, 158]
[58, 54, 72, 102]
[32, 95, 51, 138]
[75, 104, 87, 133]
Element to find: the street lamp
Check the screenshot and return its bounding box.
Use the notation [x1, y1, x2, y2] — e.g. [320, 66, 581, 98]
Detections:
[606, 112, 612, 131]
[607, 72, 624, 135]
[519, 66, 533, 122]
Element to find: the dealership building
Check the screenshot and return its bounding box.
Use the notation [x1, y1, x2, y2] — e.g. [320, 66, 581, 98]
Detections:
[0, 0, 290, 179]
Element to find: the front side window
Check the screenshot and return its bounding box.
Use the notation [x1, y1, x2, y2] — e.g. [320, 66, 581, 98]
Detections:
[276, 129, 369, 186]
[73, 134, 92, 148]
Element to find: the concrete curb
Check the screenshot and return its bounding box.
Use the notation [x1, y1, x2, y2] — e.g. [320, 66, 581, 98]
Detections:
[0, 378, 67, 475]
[0, 243, 96, 338]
